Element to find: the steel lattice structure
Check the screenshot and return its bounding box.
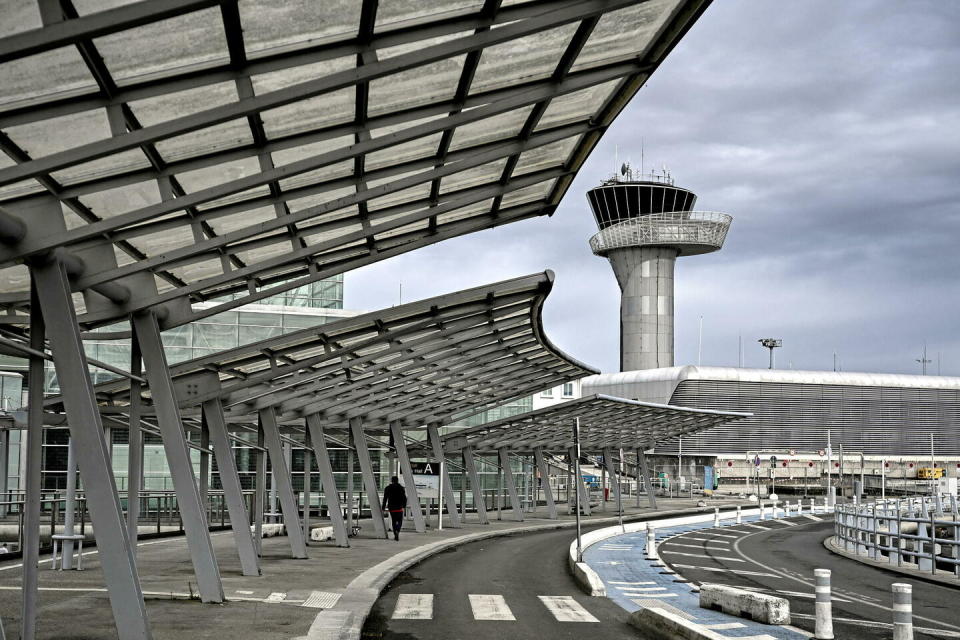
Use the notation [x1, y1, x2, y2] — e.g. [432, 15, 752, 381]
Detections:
[0, 2, 713, 638]
[0, 0, 710, 331]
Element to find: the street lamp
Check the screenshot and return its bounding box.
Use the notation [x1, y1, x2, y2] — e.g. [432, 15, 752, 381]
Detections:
[758, 338, 782, 369]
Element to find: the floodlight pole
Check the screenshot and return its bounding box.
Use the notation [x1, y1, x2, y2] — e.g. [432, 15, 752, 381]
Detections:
[574, 417, 583, 563]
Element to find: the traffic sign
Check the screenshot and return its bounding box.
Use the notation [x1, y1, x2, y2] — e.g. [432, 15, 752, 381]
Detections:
[769, 455, 778, 467]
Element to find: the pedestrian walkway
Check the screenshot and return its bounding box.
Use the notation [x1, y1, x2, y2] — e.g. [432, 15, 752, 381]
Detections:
[583, 508, 821, 639]
[387, 591, 600, 623]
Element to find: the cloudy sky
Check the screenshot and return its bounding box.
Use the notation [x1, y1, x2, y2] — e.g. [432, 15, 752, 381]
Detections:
[345, 1, 960, 376]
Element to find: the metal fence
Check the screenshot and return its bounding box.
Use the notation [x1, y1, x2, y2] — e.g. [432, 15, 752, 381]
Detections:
[834, 495, 960, 580]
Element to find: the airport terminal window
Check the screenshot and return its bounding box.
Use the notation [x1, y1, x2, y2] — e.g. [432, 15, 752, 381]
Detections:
[541, 387, 553, 398]
[562, 382, 574, 397]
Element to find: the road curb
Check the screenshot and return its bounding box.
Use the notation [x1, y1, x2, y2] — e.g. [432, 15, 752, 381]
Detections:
[302, 505, 735, 640]
[823, 535, 960, 591]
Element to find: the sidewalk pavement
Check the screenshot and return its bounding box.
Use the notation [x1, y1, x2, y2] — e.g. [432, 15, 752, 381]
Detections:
[0, 497, 751, 640]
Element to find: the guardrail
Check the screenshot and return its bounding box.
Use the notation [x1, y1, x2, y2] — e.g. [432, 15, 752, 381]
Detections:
[834, 494, 960, 579]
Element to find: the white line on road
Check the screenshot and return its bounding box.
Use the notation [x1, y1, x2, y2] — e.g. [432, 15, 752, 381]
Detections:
[618, 587, 667, 592]
[663, 542, 731, 552]
[392, 594, 433, 619]
[538, 596, 599, 622]
[302, 591, 341, 609]
[660, 550, 745, 562]
[264, 592, 286, 603]
[671, 563, 783, 578]
[680, 537, 731, 544]
[702, 622, 747, 630]
[609, 581, 655, 585]
[469, 594, 515, 621]
[802, 514, 823, 522]
[789, 614, 960, 638]
[629, 593, 678, 599]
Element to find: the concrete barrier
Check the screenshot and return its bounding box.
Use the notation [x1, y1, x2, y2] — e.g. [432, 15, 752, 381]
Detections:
[699, 583, 790, 624]
[629, 606, 743, 640]
[308, 526, 335, 541]
[253, 523, 285, 537]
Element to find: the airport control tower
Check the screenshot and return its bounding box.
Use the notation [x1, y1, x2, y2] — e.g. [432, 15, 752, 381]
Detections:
[587, 164, 732, 371]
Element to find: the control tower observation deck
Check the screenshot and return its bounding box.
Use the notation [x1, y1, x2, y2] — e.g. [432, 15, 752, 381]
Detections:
[587, 165, 731, 371]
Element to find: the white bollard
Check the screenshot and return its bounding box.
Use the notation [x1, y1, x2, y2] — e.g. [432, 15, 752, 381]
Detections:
[714, 507, 720, 527]
[760, 502, 766, 520]
[645, 525, 658, 560]
[814, 569, 834, 639]
[892, 583, 913, 640]
[736, 505, 742, 524]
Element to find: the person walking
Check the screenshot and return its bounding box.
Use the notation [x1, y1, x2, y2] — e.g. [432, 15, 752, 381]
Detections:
[382, 476, 407, 541]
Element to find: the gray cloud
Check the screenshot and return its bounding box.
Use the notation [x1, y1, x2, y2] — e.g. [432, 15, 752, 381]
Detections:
[346, 0, 960, 377]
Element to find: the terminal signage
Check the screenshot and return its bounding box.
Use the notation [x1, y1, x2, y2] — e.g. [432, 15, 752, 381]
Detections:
[409, 461, 440, 499]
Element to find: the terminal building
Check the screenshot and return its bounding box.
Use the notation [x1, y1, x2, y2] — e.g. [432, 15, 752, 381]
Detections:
[579, 169, 960, 495]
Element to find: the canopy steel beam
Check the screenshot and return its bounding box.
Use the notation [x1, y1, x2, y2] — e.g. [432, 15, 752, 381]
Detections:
[569, 446, 590, 517]
[349, 416, 387, 539]
[428, 423, 461, 528]
[462, 446, 488, 525]
[533, 447, 557, 519]
[390, 421, 425, 534]
[498, 448, 523, 522]
[305, 414, 349, 547]
[258, 408, 308, 558]
[638, 445, 657, 510]
[202, 397, 261, 576]
[30, 258, 151, 639]
[132, 311, 223, 603]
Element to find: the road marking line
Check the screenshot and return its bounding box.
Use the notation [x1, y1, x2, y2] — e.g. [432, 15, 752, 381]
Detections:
[741, 524, 770, 531]
[609, 581, 655, 585]
[769, 519, 796, 526]
[663, 543, 731, 551]
[264, 592, 286, 602]
[776, 590, 850, 603]
[469, 594, 515, 621]
[618, 587, 667, 592]
[302, 591, 341, 609]
[672, 563, 783, 578]
[630, 593, 678, 599]
[392, 594, 433, 619]
[538, 596, 599, 622]
[681, 537, 731, 544]
[802, 514, 823, 521]
[235, 590, 254, 595]
[660, 550, 745, 562]
[789, 614, 960, 638]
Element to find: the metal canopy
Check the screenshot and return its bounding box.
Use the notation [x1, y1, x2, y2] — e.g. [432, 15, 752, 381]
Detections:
[0, 0, 710, 330]
[439, 393, 751, 453]
[76, 270, 597, 426]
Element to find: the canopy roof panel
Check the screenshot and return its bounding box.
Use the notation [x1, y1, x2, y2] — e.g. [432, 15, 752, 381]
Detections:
[79, 270, 598, 426]
[440, 393, 751, 453]
[0, 0, 710, 330]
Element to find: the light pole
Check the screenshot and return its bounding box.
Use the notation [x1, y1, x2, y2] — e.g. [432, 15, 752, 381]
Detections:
[574, 417, 583, 562]
[758, 338, 782, 369]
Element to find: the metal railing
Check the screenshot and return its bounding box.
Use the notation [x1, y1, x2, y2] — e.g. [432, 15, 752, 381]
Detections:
[834, 495, 960, 580]
[589, 211, 732, 256]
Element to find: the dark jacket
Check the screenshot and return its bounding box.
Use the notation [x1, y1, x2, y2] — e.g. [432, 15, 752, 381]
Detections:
[382, 482, 407, 511]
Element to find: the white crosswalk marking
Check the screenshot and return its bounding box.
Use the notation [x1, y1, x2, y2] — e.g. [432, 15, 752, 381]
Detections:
[469, 594, 515, 621]
[682, 536, 731, 544]
[538, 596, 599, 622]
[742, 523, 770, 531]
[264, 592, 286, 602]
[619, 587, 667, 592]
[392, 594, 434, 619]
[609, 581, 655, 585]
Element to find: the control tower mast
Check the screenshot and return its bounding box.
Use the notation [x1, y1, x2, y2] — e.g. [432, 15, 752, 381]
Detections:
[587, 164, 732, 371]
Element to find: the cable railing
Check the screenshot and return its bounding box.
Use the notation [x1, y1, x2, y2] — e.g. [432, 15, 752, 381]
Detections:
[834, 495, 960, 580]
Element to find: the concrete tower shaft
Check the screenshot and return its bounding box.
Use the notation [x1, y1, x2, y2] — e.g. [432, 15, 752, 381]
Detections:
[587, 167, 731, 371]
[608, 246, 677, 371]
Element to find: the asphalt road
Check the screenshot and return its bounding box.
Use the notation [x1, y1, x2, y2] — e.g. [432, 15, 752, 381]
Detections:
[659, 517, 960, 639]
[362, 525, 638, 640]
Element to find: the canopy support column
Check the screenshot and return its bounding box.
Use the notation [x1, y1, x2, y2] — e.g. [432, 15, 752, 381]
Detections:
[21, 285, 43, 640]
[127, 339, 143, 544]
[258, 408, 308, 558]
[302, 431, 312, 544]
[389, 421, 426, 533]
[498, 448, 523, 522]
[305, 415, 349, 547]
[133, 311, 223, 603]
[639, 446, 657, 510]
[201, 398, 260, 576]
[427, 423, 461, 528]
[533, 448, 557, 519]
[30, 258, 151, 639]
[349, 417, 388, 538]
[463, 446, 488, 524]
[568, 447, 591, 516]
[602, 447, 622, 511]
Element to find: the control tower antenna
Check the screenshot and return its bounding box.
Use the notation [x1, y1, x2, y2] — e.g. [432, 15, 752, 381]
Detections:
[758, 338, 782, 369]
[586, 165, 732, 371]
